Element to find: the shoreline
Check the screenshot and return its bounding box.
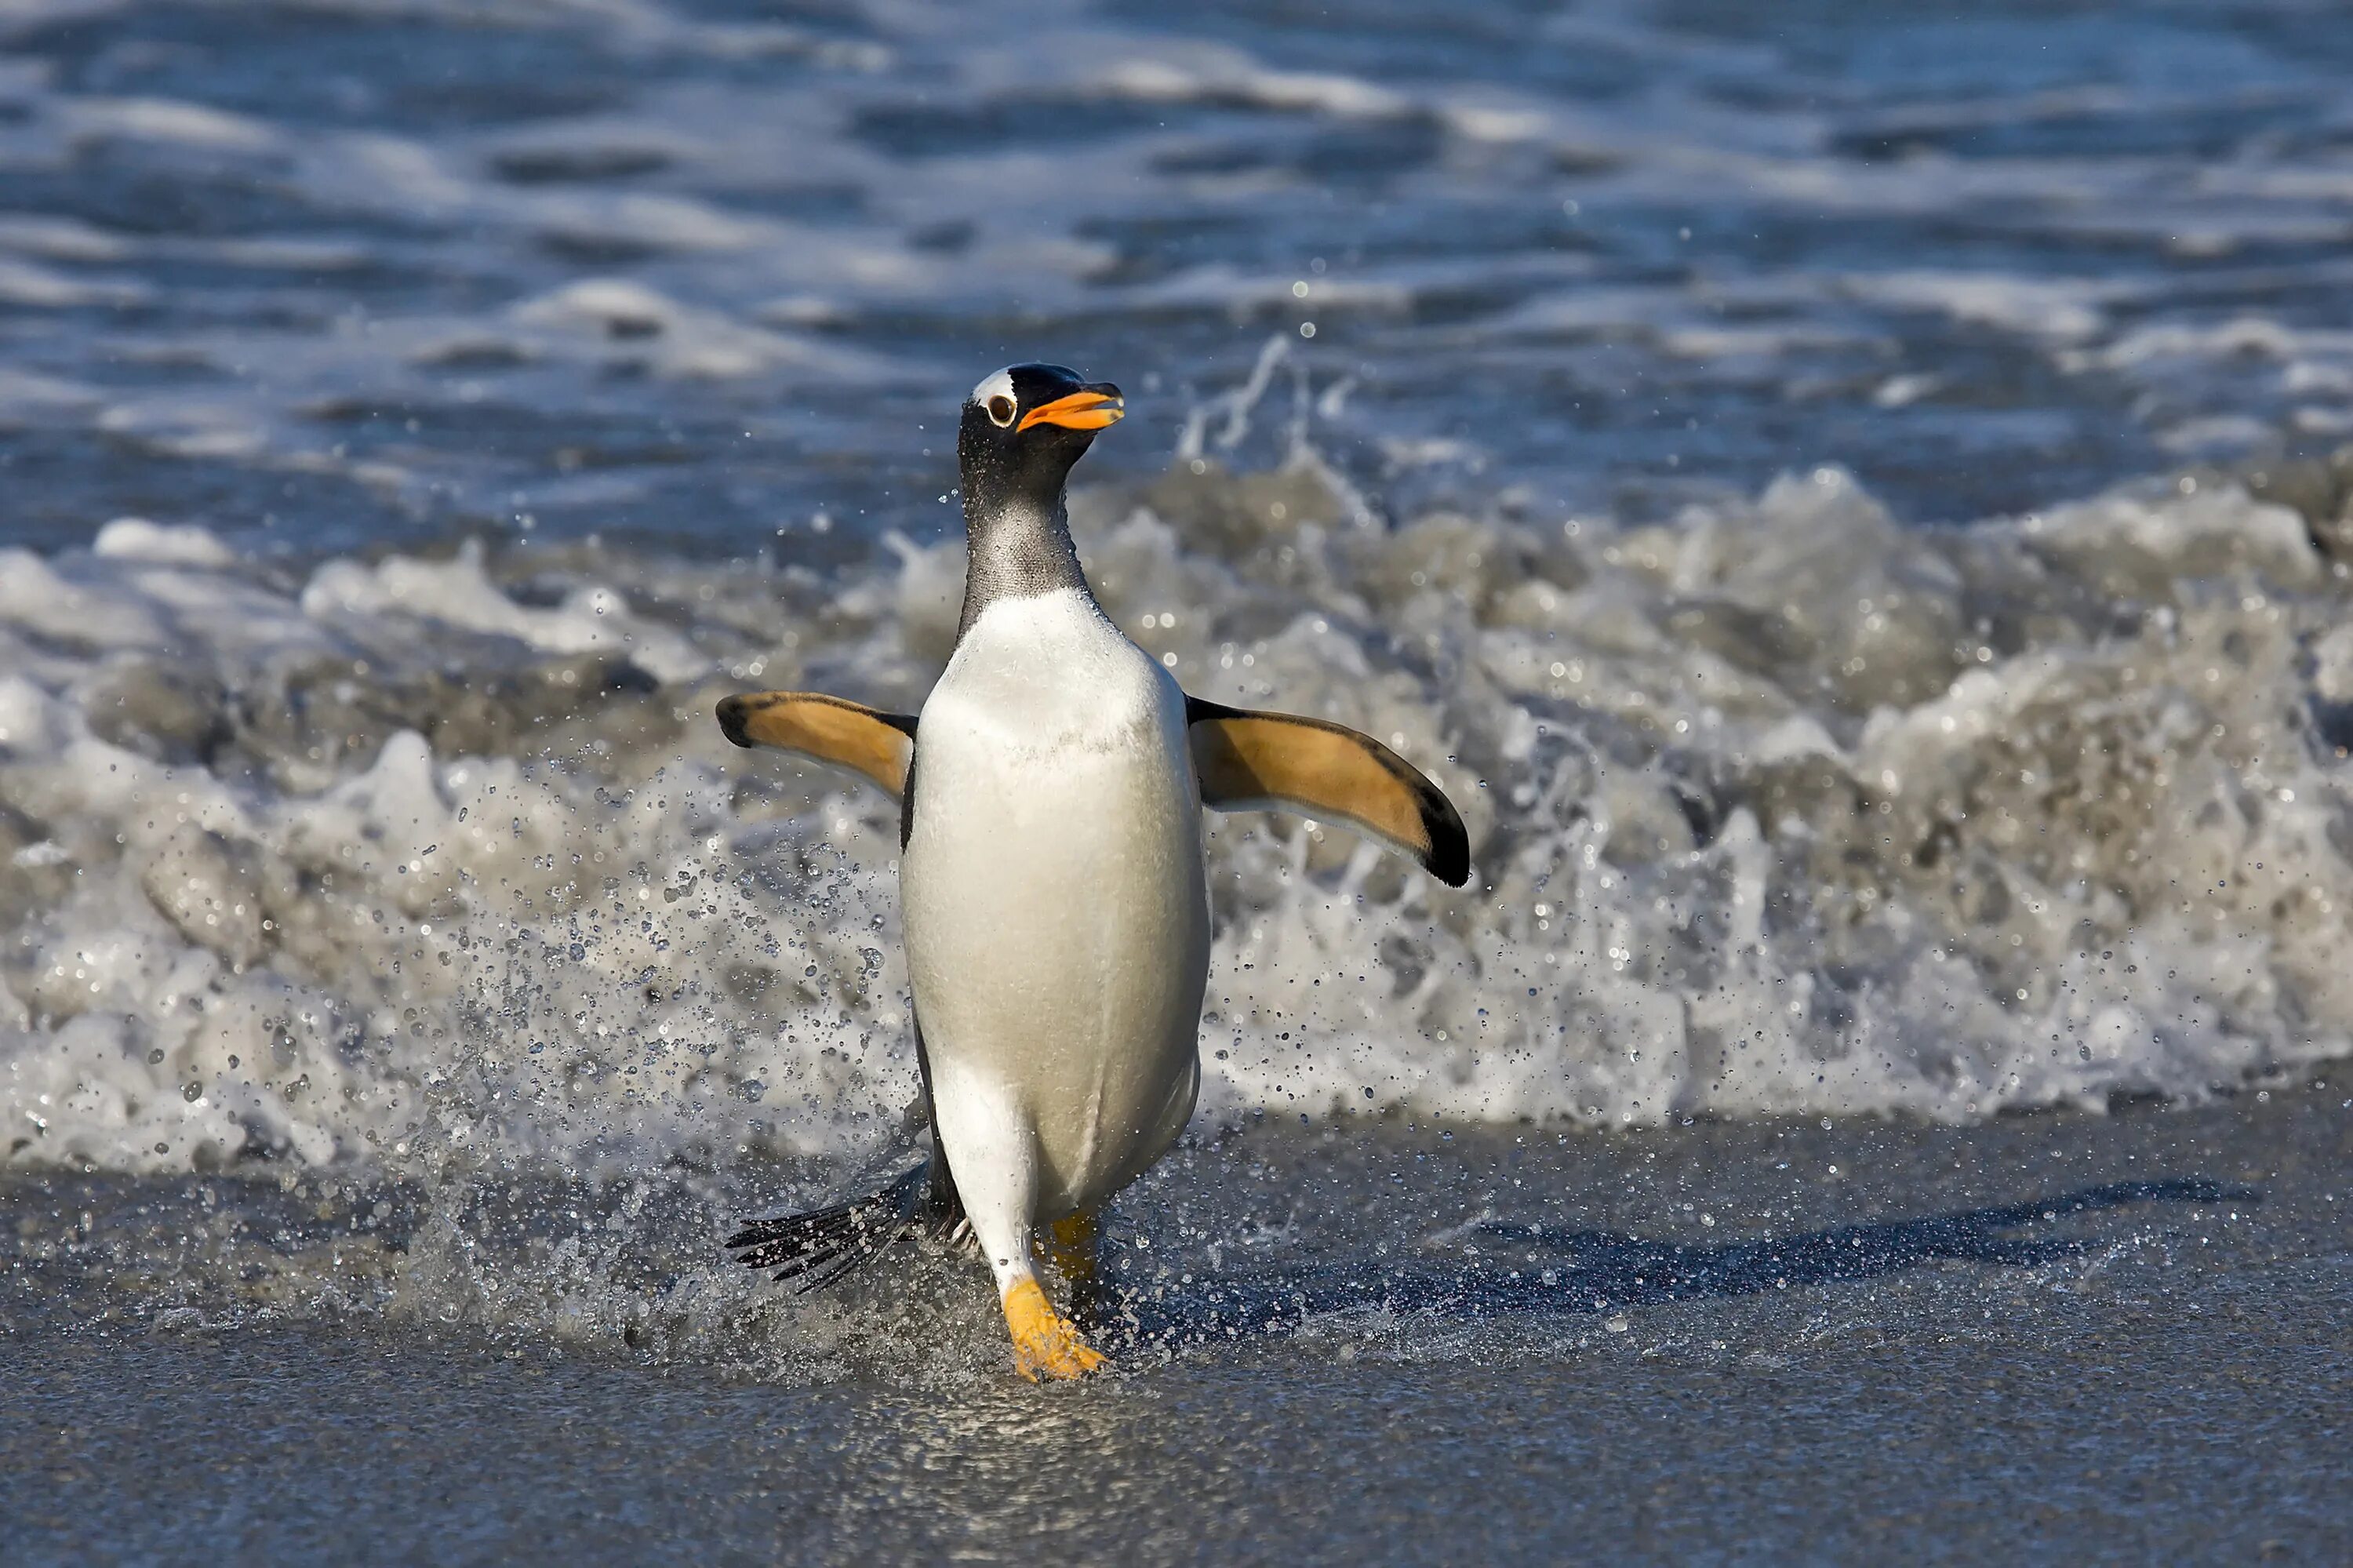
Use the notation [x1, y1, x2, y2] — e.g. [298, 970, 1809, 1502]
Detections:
[2, 1082, 2345, 1562]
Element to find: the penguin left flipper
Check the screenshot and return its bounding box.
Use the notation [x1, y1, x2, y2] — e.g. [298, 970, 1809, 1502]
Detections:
[1186, 697, 1471, 886]
[716, 690, 918, 796]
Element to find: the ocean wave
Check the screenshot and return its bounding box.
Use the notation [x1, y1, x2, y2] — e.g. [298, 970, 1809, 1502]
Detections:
[5, 449, 2350, 1176]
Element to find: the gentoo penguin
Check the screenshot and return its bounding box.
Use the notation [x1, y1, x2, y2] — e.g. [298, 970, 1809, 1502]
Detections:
[721, 364, 1468, 1380]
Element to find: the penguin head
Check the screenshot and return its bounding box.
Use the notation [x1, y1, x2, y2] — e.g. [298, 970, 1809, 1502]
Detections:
[957, 363, 1124, 518]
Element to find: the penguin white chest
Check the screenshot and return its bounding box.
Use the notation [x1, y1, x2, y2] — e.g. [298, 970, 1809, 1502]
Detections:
[902, 589, 1209, 1213]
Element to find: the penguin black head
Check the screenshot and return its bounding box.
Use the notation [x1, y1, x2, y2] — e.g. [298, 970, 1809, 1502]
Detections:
[957, 363, 1123, 520]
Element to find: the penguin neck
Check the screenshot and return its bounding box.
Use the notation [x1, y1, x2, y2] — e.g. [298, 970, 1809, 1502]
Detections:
[956, 489, 1094, 638]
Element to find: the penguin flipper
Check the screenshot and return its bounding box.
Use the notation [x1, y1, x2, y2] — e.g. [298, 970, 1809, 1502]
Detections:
[1186, 697, 1471, 886]
[715, 691, 917, 797]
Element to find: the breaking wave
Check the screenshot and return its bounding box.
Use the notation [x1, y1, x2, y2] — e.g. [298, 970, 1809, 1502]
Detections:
[6, 449, 2353, 1176]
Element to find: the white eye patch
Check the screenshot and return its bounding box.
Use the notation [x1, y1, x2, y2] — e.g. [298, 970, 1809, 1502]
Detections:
[969, 368, 1016, 413]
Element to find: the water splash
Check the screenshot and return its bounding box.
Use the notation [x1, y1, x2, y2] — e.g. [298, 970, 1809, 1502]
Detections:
[5, 453, 2350, 1188]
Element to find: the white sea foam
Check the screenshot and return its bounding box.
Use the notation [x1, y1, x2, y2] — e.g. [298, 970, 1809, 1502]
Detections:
[65, 95, 281, 154]
[301, 538, 710, 683]
[1841, 272, 2115, 344]
[3, 459, 2348, 1177]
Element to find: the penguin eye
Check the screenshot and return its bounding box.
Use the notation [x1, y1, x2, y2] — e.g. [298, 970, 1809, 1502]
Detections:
[986, 395, 1016, 427]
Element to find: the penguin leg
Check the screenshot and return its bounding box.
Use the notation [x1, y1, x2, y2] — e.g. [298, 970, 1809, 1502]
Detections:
[929, 1061, 1105, 1382]
[1042, 1210, 1110, 1332]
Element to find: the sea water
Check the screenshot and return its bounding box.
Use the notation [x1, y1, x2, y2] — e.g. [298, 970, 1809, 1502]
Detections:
[8, 0, 2353, 1176]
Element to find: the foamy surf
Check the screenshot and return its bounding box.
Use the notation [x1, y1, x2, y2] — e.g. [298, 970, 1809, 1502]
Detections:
[4, 453, 2349, 1177]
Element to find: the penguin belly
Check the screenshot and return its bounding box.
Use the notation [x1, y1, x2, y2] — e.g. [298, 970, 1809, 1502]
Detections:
[902, 589, 1209, 1220]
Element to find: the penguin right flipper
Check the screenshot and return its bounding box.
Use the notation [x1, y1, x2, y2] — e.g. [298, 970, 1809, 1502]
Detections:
[1186, 697, 1471, 886]
[715, 691, 918, 797]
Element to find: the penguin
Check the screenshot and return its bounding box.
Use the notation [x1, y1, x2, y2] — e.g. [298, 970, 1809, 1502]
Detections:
[720, 364, 1469, 1380]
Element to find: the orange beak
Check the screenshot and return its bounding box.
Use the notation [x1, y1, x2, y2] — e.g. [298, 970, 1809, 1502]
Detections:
[1017, 387, 1124, 432]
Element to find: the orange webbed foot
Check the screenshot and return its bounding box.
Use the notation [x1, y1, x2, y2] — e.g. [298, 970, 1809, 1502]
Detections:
[1002, 1276, 1107, 1382]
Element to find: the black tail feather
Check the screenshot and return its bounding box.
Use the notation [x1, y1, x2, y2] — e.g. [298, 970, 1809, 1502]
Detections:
[726, 1160, 953, 1293]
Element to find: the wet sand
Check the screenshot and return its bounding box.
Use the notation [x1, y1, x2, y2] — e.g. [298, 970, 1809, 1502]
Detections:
[4, 1085, 2345, 1564]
